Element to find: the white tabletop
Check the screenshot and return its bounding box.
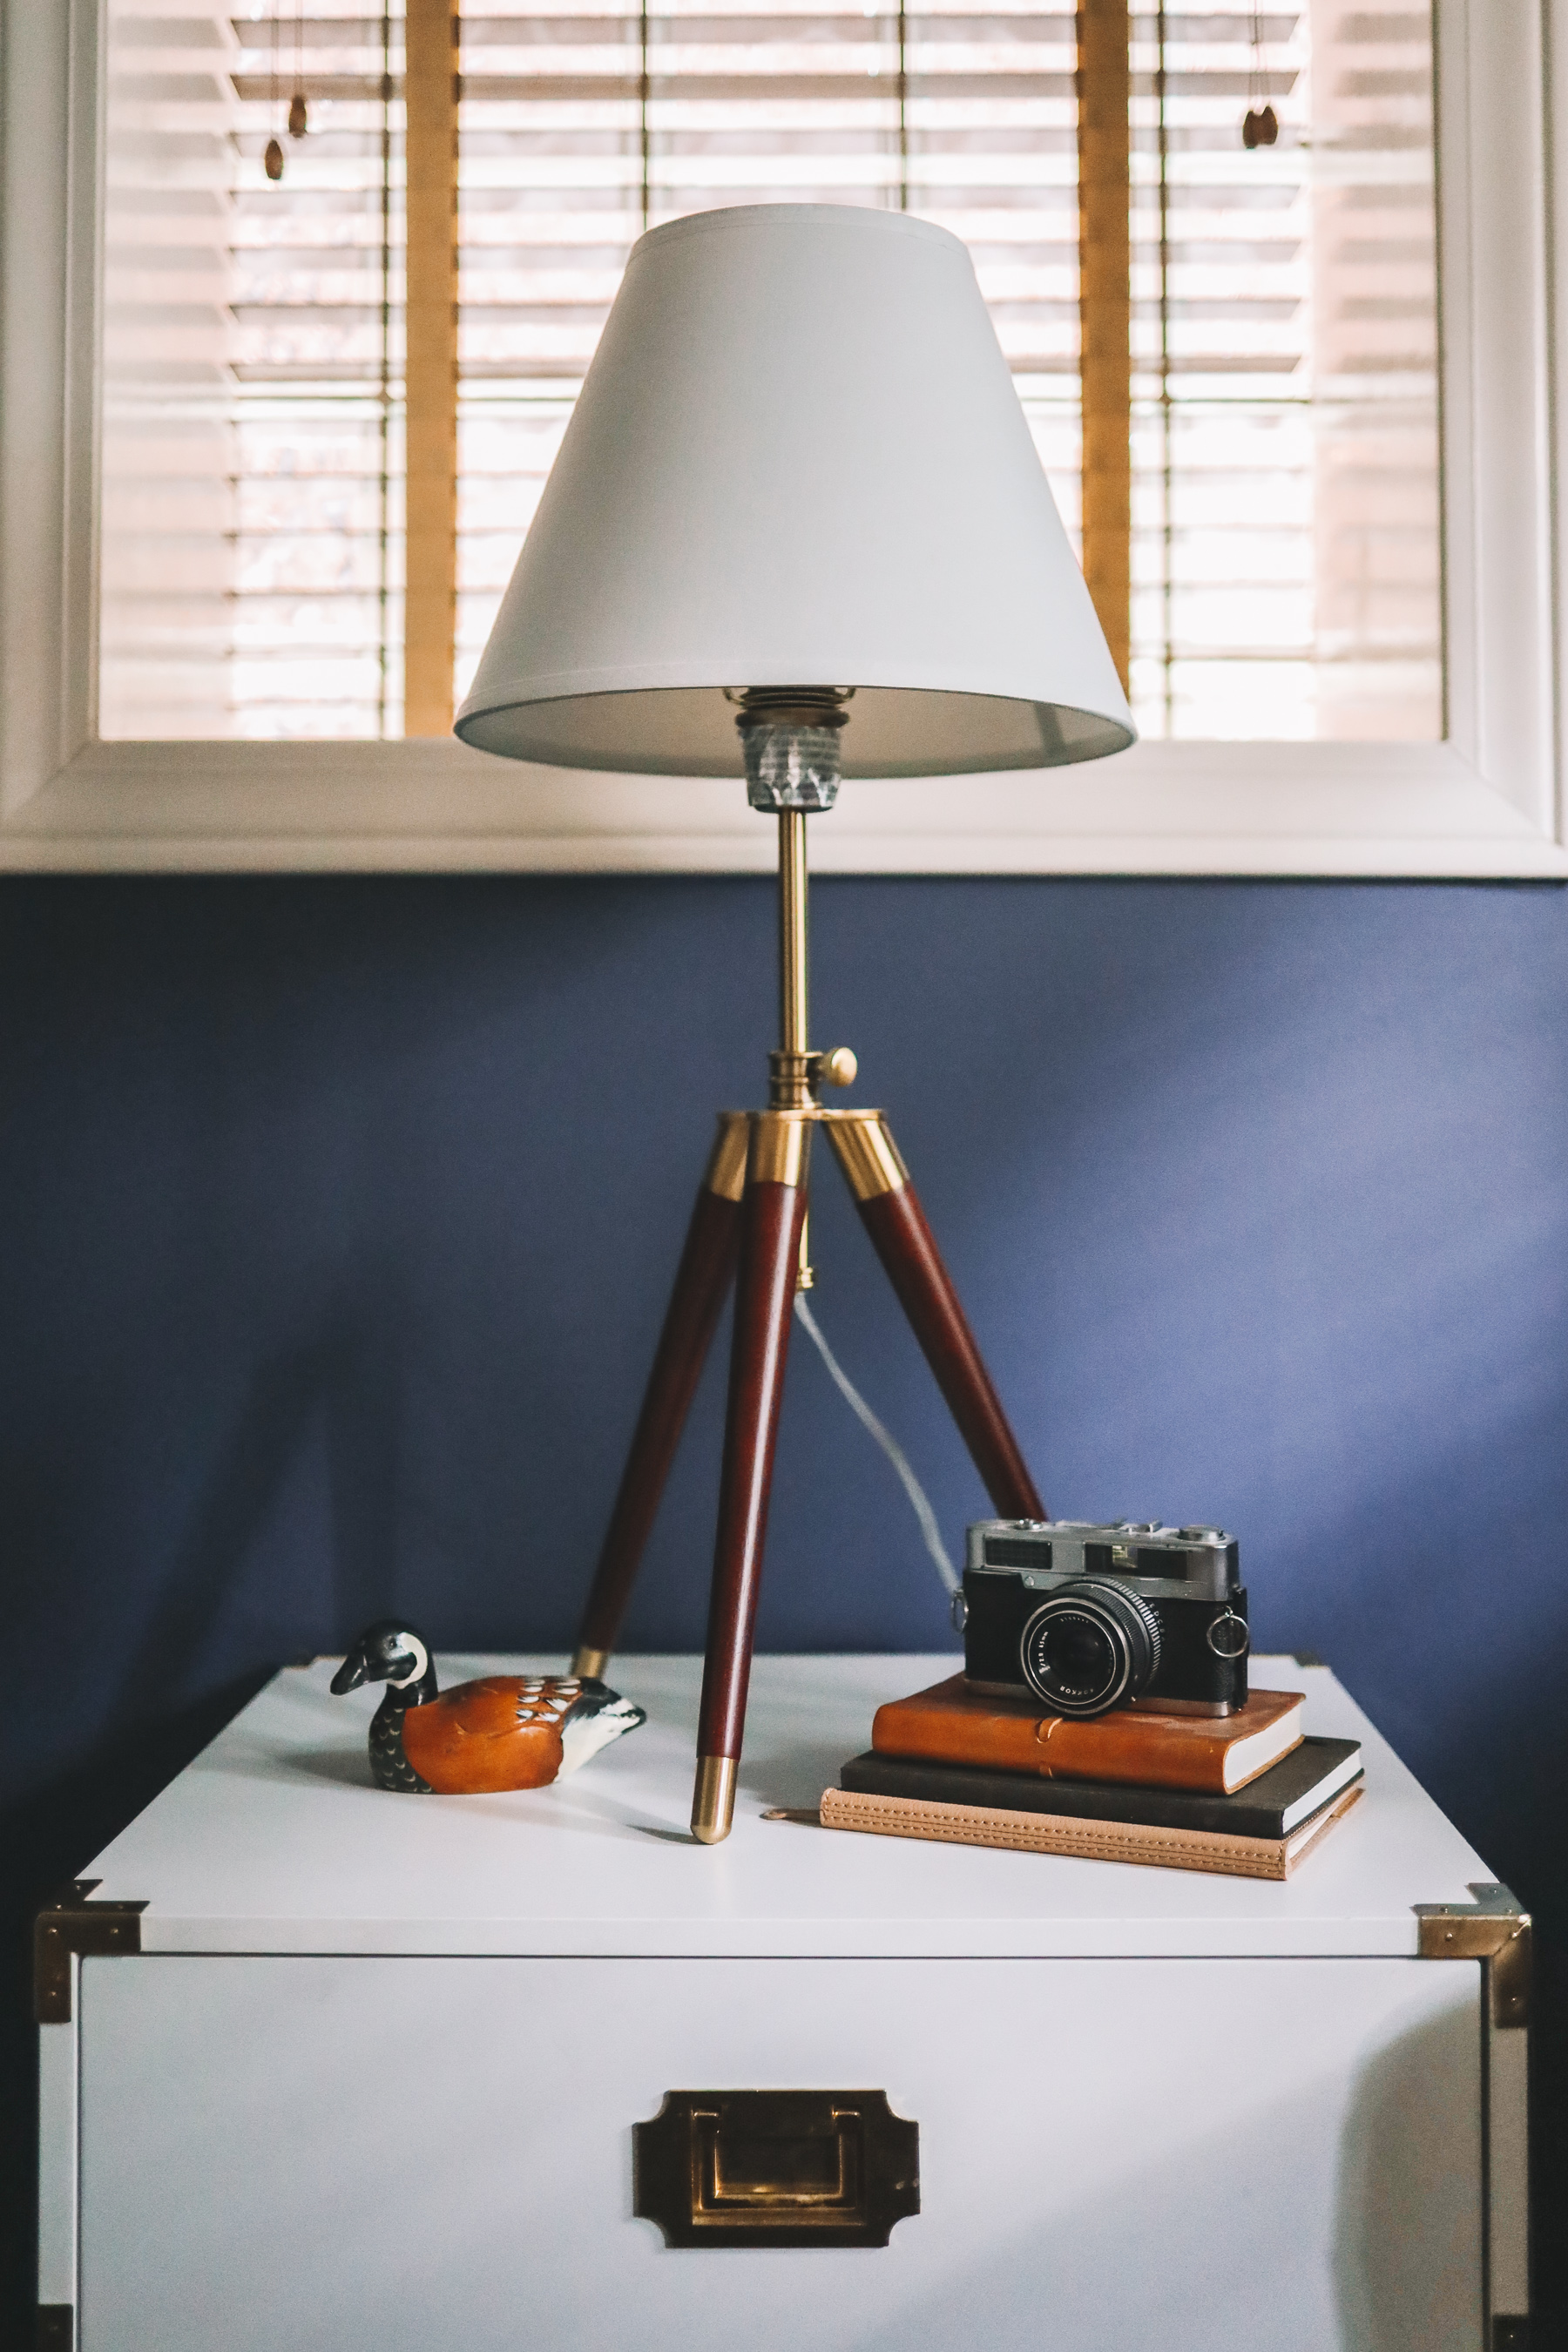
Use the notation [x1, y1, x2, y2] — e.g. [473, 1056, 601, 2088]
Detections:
[84, 1653, 1493, 1960]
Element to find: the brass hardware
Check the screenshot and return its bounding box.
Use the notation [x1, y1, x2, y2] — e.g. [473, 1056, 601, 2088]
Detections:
[571, 1645, 609, 1680]
[36, 1881, 147, 2024]
[760, 725, 854, 1112]
[703, 1111, 750, 1203]
[824, 1111, 909, 1202]
[796, 1212, 814, 1293]
[1415, 1882, 1531, 2029]
[37, 2309, 73, 2351]
[748, 1112, 812, 1190]
[780, 808, 808, 1058]
[768, 1050, 816, 1111]
[770, 1048, 857, 1111]
[691, 1754, 737, 1843]
[633, 2089, 919, 2247]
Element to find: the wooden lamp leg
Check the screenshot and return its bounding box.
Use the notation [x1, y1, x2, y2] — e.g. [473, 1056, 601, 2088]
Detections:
[571, 1113, 749, 1678]
[692, 1112, 812, 1843]
[825, 1112, 1045, 1521]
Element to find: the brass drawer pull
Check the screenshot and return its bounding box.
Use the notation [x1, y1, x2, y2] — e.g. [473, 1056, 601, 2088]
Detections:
[633, 2089, 919, 2247]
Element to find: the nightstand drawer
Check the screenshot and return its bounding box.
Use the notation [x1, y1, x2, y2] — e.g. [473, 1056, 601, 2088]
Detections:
[78, 1950, 1481, 2352]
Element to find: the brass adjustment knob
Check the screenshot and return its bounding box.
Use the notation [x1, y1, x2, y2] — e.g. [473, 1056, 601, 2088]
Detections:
[815, 1046, 858, 1091]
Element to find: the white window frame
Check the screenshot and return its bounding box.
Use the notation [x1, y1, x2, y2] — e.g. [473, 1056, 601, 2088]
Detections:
[3, 0, 1565, 876]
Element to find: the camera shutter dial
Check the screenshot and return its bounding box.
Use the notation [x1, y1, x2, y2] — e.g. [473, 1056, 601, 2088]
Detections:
[1018, 1583, 1162, 1716]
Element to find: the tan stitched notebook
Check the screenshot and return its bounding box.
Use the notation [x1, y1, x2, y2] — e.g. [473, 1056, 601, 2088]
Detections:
[811, 1780, 1362, 1881]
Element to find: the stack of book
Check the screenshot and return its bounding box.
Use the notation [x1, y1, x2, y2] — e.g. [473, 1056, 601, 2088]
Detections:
[812, 1673, 1363, 1880]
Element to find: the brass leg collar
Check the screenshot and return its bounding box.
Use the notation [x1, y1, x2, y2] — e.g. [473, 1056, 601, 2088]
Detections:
[703, 1112, 750, 1203]
[822, 1109, 909, 1201]
[692, 1754, 738, 1845]
[748, 1111, 813, 1188]
[571, 1646, 609, 1680]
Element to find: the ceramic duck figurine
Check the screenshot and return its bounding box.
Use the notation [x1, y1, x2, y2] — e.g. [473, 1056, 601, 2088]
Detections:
[330, 1620, 645, 1794]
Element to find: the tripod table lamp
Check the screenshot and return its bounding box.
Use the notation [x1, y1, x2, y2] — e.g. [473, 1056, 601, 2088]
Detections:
[456, 203, 1134, 1844]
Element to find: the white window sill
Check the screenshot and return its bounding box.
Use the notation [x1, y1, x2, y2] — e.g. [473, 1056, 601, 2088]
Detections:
[1, 737, 1561, 876]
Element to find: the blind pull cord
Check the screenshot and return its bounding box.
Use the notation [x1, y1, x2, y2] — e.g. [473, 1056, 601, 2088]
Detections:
[793, 1291, 959, 1597]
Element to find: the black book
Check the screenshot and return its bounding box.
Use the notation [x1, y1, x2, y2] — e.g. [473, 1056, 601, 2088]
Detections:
[839, 1734, 1362, 1841]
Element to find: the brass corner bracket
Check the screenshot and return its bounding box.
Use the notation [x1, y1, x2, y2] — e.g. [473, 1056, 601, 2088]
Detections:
[1414, 1881, 1531, 2030]
[36, 1878, 146, 2024]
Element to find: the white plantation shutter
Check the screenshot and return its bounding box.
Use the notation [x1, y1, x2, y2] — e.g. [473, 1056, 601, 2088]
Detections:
[98, 0, 1438, 742]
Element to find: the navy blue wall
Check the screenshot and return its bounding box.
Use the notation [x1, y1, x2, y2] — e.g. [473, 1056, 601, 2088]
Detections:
[3, 873, 1566, 2328]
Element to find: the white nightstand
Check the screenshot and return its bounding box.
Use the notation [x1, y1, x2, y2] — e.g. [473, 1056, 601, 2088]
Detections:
[37, 1653, 1528, 2351]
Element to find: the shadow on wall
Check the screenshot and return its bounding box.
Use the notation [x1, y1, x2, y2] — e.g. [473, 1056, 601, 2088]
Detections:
[124, 1307, 406, 1712]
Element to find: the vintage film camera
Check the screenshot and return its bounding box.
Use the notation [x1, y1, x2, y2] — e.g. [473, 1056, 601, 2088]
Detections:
[957, 1519, 1249, 1718]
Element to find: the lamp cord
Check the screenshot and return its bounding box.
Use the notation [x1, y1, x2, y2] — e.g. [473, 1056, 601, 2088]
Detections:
[793, 1292, 959, 1596]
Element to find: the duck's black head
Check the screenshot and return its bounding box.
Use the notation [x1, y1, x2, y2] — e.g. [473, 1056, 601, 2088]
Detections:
[330, 1620, 438, 1709]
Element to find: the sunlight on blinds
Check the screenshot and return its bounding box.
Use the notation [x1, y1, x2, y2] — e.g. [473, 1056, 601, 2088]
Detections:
[101, 4, 403, 736]
[455, 2, 1085, 713]
[98, 1, 1439, 743]
[1128, 6, 1440, 739]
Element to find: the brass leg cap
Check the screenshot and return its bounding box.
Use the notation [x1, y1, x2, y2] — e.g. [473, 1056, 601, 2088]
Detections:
[692, 1754, 738, 1844]
[571, 1646, 609, 1680]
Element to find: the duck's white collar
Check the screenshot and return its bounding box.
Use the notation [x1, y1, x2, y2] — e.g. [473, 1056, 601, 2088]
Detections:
[389, 1633, 430, 1689]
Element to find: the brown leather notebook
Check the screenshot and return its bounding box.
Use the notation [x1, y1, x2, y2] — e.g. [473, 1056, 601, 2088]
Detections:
[815, 1781, 1362, 1881]
[871, 1674, 1306, 1795]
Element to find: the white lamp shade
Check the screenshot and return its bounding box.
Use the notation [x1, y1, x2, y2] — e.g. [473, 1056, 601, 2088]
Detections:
[456, 205, 1135, 779]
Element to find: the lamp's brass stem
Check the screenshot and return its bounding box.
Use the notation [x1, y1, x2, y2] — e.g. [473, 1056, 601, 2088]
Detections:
[779, 808, 808, 1059]
[774, 809, 814, 1278]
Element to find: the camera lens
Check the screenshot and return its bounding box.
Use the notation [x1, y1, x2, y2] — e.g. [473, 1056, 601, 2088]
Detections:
[1048, 1616, 1114, 1687]
[1019, 1582, 1162, 1716]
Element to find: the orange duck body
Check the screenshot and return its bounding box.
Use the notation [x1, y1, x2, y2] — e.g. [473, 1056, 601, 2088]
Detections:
[331, 1623, 645, 1795]
[401, 1674, 577, 1794]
